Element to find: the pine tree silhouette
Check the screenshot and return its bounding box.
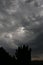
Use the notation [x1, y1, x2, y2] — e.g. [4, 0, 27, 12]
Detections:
[15, 45, 31, 65]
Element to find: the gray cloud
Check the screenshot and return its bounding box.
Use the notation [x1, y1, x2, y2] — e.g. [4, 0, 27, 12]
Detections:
[30, 32, 43, 58]
[0, 0, 43, 59]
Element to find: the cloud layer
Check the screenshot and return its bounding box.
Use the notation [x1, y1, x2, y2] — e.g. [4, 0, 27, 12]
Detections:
[0, 0, 43, 59]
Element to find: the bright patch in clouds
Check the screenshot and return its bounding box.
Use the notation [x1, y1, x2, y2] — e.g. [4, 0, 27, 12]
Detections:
[6, 33, 13, 39]
[40, 5, 43, 7]
[17, 27, 25, 35]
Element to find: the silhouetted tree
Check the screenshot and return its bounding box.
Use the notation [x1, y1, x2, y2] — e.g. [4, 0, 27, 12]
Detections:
[15, 45, 31, 65]
[0, 45, 31, 65]
[0, 47, 13, 64]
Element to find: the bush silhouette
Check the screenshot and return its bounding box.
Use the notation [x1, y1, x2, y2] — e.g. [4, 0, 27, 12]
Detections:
[15, 45, 31, 65]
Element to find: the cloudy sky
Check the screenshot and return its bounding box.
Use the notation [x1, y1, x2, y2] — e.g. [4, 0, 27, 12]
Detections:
[0, 0, 43, 60]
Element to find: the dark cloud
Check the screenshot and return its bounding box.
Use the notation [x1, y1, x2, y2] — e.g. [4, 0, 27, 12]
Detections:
[0, 0, 43, 59]
[25, 0, 33, 3]
[30, 32, 43, 57]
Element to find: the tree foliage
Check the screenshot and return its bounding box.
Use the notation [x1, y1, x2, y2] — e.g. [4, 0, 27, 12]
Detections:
[15, 45, 31, 65]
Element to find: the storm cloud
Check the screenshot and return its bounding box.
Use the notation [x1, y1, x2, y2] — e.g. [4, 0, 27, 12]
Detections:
[0, 0, 43, 59]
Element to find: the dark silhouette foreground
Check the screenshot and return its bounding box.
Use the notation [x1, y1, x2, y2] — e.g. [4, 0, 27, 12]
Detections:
[0, 45, 31, 65]
[0, 45, 43, 65]
[15, 45, 31, 65]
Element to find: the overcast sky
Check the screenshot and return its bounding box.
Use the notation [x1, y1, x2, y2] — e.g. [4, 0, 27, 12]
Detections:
[0, 0, 43, 60]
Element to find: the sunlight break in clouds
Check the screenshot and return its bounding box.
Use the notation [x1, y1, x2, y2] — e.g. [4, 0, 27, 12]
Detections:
[17, 27, 25, 36]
